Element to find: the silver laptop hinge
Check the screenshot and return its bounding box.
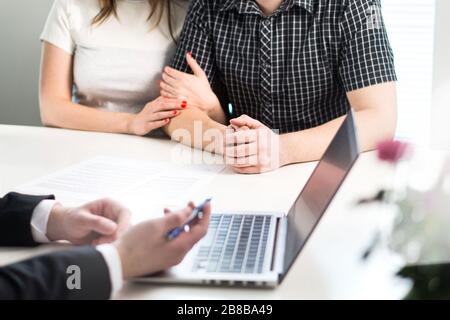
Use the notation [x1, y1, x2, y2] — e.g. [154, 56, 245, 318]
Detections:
[271, 217, 287, 275]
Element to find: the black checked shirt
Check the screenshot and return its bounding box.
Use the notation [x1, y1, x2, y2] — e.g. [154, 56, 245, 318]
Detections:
[172, 0, 397, 134]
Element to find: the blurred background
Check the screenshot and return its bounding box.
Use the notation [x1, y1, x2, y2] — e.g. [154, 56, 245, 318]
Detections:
[0, 0, 53, 127]
[0, 0, 449, 148]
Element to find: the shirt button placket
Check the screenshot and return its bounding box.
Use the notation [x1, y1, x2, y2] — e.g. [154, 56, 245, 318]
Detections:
[259, 18, 273, 127]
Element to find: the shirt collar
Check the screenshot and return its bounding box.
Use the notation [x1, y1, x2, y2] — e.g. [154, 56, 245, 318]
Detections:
[219, 0, 315, 15]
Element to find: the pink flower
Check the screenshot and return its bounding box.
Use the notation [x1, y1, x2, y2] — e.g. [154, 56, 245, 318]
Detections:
[377, 140, 409, 164]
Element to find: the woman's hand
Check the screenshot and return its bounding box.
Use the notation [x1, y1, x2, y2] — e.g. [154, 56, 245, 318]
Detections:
[127, 97, 185, 136]
[161, 53, 223, 120]
[46, 199, 132, 245]
[114, 201, 211, 279]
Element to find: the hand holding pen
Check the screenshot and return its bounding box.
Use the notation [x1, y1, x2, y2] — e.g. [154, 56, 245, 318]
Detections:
[165, 198, 212, 241]
[115, 200, 212, 279]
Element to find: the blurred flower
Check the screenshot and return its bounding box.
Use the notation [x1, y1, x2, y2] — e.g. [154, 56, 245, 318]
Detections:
[359, 143, 450, 299]
[377, 140, 410, 164]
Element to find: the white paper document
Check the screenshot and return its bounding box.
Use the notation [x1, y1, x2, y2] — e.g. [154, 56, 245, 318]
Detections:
[15, 156, 224, 223]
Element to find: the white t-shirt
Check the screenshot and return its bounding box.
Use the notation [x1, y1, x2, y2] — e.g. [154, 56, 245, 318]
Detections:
[41, 0, 187, 113]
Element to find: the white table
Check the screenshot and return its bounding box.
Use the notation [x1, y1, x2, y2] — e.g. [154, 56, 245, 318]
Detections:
[0, 125, 411, 299]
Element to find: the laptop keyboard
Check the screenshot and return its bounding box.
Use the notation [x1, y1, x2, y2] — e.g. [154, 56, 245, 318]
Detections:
[193, 214, 274, 274]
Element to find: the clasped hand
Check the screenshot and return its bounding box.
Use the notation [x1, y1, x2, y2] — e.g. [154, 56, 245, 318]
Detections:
[224, 115, 287, 174]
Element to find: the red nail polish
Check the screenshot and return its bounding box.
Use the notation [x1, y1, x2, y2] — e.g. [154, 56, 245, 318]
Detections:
[187, 52, 192, 57]
[181, 101, 187, 109]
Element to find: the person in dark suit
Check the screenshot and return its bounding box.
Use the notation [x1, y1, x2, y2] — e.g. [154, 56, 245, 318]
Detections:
[0, 192, 211, 300]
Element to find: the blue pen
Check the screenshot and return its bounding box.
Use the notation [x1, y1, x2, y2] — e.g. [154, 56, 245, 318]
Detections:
[166, 198, 212, 241]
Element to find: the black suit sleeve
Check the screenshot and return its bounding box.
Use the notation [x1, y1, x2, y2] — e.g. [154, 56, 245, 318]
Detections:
[0, 193, 112, 299]
[0, 192, 55, 247]
[0, 246, 112, 300]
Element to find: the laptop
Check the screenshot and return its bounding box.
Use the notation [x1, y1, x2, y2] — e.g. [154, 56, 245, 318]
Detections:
[137, 109, 360, 287]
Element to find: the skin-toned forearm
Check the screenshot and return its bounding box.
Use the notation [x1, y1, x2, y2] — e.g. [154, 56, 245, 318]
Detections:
[163, 107, 227, 153]
[281, 82, 398, 164]
[280, 108, 397, 164]
[40, 99, 133, 134]
[40, 42, 134, 134]
[40, 42, 183, 136]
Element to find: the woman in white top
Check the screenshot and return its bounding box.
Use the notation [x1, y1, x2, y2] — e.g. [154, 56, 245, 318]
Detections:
[40, 0, 192, 136]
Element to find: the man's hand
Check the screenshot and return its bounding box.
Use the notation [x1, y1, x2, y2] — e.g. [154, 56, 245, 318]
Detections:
[46, 199, 132, 245]
[114, 202, 211, 279]
[225, 115, 288, 174]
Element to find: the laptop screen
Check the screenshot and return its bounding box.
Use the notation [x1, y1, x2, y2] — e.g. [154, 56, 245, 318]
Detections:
[280, 110, 360, 280]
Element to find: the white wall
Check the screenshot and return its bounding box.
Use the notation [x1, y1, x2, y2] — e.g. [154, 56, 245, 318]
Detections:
[382, 0, 436, 142]
[0, 0, 54, 126]
[433, 0, 450, 89]
[431, 0, 450, 149]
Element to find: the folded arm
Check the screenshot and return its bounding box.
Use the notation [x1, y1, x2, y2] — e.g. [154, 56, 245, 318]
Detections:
[281, 82, 397, 163]
[224, 82, 397, 174]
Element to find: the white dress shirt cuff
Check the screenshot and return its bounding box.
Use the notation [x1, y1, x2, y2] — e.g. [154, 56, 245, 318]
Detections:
[96, 244, 124, 299]
[30, 200, 57, 243]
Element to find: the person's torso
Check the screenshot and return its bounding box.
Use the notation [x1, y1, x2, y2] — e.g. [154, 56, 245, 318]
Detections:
[210, 0, 349, 133]
[69, 0, 187, 113]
